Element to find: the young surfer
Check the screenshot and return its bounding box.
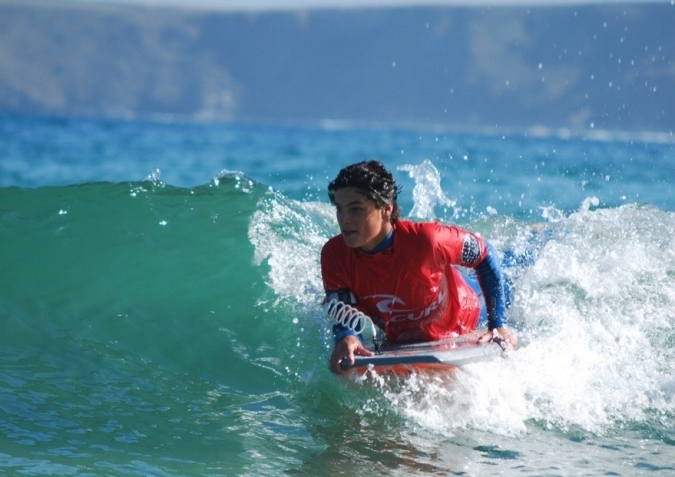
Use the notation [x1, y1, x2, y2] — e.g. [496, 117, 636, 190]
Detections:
[321, 160, 517, 374]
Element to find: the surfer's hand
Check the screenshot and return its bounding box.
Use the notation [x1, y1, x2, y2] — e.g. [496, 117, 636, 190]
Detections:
[330, 335, 374, 374]
[479, 326, 517, 350]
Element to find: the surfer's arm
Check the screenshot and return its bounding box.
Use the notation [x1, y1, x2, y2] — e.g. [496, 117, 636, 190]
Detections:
[474, 241, 506, 329]
[324, 288, 374, 373]
[474, 241, 517, 348]
[434, 224, 506, 328]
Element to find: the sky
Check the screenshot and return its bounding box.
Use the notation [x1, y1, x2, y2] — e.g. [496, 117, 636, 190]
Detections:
[52, 0, 666, 11]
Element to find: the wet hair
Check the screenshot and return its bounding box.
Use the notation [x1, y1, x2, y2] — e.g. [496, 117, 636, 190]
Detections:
[328, 160, 401, 223]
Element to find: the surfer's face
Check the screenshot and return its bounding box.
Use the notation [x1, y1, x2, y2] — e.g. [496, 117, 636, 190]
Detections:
[333, 187, 393, 252]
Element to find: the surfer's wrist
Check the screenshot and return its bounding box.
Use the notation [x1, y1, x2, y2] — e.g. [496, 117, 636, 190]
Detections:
[488, 314, 504, 330]
[333, 328, 361, 344]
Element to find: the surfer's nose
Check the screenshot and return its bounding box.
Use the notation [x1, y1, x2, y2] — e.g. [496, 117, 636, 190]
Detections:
[337, 210, 350, 226]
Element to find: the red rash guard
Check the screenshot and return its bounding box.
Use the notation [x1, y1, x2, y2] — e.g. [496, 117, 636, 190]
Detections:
[321, 219, 489, 343]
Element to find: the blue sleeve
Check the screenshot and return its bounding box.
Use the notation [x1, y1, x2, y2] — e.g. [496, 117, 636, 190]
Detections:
[474, 241, 506, 329]
[332, 324, 360, 344]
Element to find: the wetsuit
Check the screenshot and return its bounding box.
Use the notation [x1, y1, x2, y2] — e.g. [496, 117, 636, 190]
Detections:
[321, 219, 506, 344]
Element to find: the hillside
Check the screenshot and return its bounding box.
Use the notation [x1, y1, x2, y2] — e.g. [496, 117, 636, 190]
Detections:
[0, 1, 673, 132]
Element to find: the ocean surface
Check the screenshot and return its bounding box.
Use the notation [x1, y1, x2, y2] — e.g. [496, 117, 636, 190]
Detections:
[1, 114, 674, 476]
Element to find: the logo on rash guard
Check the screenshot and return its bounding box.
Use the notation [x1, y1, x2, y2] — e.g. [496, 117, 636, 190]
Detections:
[365, 294, 407, 314]
[462, 234, 482, 264]
[387, 290, 446, 323]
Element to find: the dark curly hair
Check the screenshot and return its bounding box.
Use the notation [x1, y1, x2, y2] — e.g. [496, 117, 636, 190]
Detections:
[328, 160, 401, 223]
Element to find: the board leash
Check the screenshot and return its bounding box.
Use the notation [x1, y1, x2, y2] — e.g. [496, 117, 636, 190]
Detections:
[323, 299, 383, 352]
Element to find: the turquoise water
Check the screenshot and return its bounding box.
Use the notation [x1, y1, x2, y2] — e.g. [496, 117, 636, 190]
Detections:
[1, 115, 675, 475]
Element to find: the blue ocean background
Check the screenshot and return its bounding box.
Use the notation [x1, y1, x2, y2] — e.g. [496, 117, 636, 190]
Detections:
[1, 114, 675, 475]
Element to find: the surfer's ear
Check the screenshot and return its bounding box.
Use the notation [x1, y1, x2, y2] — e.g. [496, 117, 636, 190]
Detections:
[380, 202, 394, 222]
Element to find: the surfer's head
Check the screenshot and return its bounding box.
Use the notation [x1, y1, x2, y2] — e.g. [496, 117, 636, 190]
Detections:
[328, 160, 401, 223]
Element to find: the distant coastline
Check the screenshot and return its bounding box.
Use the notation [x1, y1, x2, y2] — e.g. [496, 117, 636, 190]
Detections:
[0, 1, 673, 133]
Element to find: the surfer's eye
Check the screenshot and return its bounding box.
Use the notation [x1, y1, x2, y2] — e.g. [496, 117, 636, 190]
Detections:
[349, 206, 372, 217]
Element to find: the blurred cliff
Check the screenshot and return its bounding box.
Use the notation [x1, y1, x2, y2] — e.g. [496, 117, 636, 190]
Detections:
[1, 1, 673, 132]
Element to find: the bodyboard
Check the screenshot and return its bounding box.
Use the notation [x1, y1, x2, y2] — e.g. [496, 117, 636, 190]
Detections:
[343, 336, 505, 374]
